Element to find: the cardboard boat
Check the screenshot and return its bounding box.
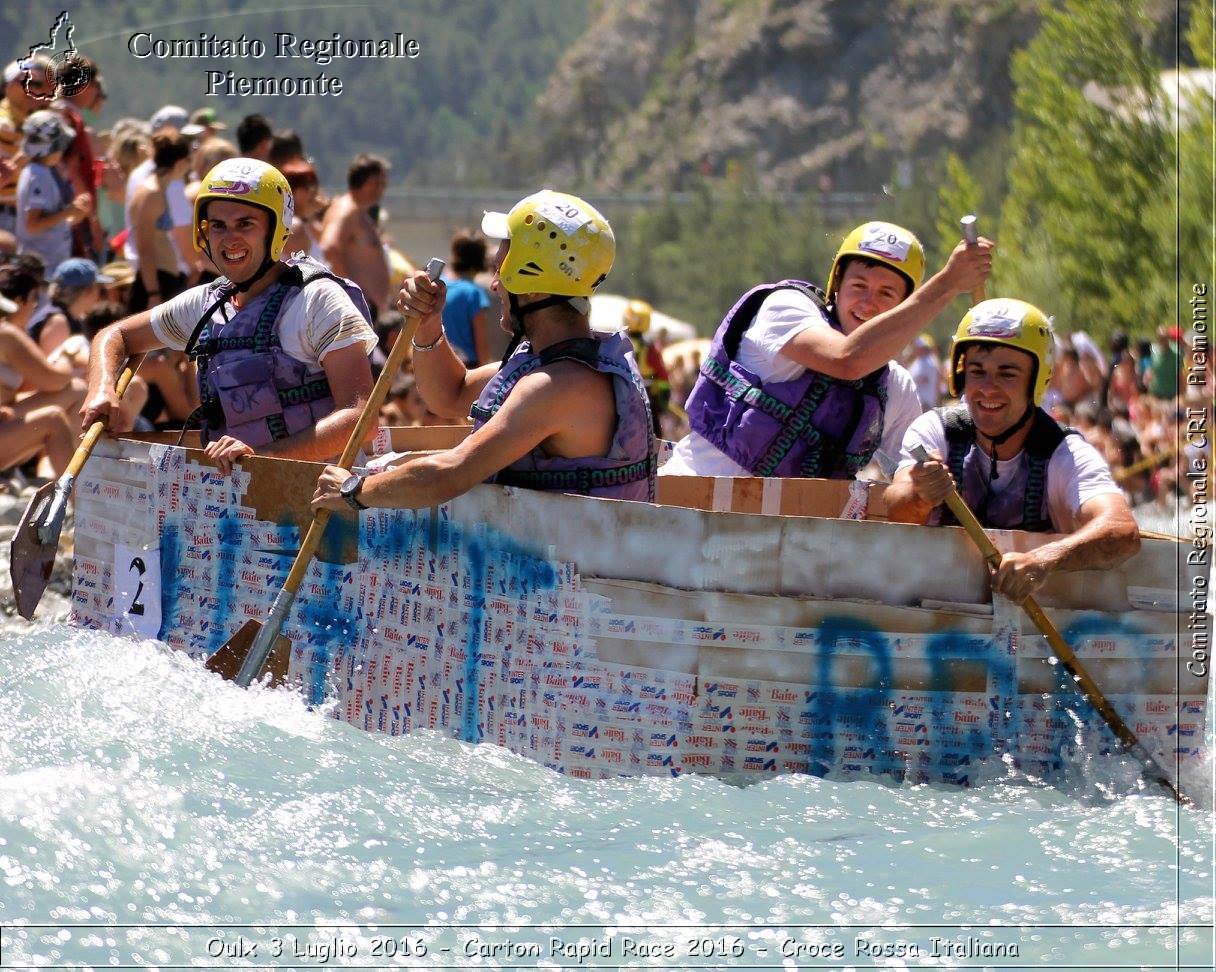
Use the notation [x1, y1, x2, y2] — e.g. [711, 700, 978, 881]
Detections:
[68, 428, 1205, 787]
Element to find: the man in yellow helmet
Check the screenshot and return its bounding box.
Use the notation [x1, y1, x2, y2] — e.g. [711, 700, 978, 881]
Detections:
[886, 299, 1139, 602]
[663, 221, 993, 479]
[82, 158, 377, 474]
[311, 190, 655, 514]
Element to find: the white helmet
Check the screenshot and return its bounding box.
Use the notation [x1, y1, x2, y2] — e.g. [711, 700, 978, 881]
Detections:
[21, 110, 74, 159]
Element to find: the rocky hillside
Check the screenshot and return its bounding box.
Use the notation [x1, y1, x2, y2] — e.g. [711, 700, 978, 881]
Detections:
[510, 0, 1046, 192]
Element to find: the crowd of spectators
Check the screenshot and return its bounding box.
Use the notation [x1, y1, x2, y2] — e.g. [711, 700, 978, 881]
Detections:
[0, 50, 1203, 538]
[0, 49, 439, 490]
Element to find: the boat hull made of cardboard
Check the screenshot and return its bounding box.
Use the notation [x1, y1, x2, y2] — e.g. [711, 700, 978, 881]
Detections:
[68, 432, 1205, 788]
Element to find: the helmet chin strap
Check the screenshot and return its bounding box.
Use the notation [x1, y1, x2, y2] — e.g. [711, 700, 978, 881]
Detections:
[978, 402, 1035, 482]
[501, 292, 578, 360]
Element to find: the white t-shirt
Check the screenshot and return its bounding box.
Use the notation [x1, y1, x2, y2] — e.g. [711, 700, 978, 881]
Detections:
[124, 159, 191, 272]
[907, 352, 942, 410]
[663, 287, 923, 476]
[896, 407, 1122, 533]
[150, 274, 377, 367]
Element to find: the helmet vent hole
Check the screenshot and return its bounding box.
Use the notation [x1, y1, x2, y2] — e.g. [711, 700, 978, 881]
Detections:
[523, 215, 534, 224]
[537, 221, 546, 230]
[559, 243, 567, 250]
[549, 231, 557, 239]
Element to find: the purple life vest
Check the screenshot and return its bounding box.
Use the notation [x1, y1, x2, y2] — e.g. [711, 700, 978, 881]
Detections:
[469, 331, 656, 501]
[191, 257, 372, 447]
[685, 280, 890, 478]
[936, 403, 1077, 533]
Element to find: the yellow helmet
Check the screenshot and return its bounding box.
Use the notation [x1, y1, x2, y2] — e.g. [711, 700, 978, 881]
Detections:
[825, 221, 925, 301]
[948, 298, 1055, 405]
[481, 190, 614, 299]
[623, 299, 652, 334]
[193, 158, 294, 261]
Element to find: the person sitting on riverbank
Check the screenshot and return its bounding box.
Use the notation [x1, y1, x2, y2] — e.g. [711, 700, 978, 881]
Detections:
[885, 298, 1140, 602]
[81, 158, 377, 474]
[661, 221, 993, 480]
[311, 190, 655, 514]
[0, 266, 81, 476]
[27, 257, 111, 354]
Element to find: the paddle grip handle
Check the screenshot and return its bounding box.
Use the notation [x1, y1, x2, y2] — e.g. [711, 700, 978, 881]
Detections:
[960, 214, 986, 306]
[910, 444, 1185, 803]
[333, 257, 444, 472]
[66, 364, 139, 480]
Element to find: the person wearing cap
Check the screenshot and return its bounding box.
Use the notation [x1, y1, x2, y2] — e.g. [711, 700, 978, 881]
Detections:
[662, 221, 994, 480]
[16, 110, 93, 273]
[885, 299, 1139, 602]
[310, 190, 655, 514]
[0, 55, 55, 229]
[83, 157, 378, 475]
[51, 52, 106, 261]
[622, 299, 673, 437]
[26, 256, 111, 354]
[189, 107, 227, 140]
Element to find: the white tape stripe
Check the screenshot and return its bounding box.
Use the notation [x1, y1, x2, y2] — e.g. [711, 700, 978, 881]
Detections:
[761, 478, 782, 515]
[711, 477, 733, 511]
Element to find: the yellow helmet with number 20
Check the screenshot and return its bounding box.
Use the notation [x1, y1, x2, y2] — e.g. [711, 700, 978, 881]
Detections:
[948, 298, 1055, 405]
[481, 190, 614, 299]
[825, 221, 925, 302]
[193, 158, 294, 261]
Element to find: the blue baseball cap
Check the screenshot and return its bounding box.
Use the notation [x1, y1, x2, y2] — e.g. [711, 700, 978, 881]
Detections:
[52, 258, 114, 287]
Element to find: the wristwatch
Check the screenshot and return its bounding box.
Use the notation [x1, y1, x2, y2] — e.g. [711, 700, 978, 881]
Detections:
[339, 473, 368, 511]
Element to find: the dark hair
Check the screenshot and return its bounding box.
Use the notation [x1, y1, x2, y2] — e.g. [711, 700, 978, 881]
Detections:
[0, 264, 42, 303]
[450, 229, 486, 275]
[836, 255, 913, 299]
[236, 114, 273, 154]
[268, 130, 305, 168]
[12, 252, 46, 283]
[347, 153, 388, 190]
[82, 301, 123, 341]
[280, 160, 318, 191]
[151, 131, 192, 171]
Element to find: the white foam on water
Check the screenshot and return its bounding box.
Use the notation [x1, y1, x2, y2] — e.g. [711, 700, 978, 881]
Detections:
[1, 623, 1211, 969]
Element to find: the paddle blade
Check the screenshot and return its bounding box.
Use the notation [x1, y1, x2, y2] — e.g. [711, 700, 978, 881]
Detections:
[204, 619, 292, 687]
[9, 480, 59, 620]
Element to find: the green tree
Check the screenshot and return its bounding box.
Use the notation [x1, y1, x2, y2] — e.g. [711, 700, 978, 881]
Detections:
[995, 0, 1172, 341]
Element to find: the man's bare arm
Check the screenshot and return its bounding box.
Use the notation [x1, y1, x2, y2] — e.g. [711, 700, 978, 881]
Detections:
[322, 369, 570, 510]
[319, 203, 352, 277]
[82, 312, 163, 429]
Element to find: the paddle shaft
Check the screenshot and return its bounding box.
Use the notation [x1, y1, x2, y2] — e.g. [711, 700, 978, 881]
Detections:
[960, 215, 986, 306]
[911, 445, 1184, 803]
[234, 258, 445, 686]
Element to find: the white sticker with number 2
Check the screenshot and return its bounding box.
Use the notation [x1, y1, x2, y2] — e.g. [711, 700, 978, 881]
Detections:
[113, 544, 161, 640]
[859, 225, 911, 262]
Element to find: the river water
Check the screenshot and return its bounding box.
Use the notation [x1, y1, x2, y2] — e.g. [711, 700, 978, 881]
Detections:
[1, 603, 1212, 970]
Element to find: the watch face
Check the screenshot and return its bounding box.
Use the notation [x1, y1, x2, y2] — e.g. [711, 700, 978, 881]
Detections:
[340, 475, 365, 508]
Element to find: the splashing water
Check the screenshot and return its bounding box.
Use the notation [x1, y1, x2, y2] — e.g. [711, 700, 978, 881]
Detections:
[0, 623, 1211, 968]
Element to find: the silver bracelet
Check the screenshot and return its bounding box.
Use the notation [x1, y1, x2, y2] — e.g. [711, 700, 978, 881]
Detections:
[411, 331, 445, 352]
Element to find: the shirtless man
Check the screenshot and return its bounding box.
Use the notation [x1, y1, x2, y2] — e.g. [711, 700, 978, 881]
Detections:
[311, 190, 654, 514]
[320, 153, 390, 319]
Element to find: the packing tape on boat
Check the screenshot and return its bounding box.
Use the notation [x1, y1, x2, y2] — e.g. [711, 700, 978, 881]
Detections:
[711, 476, 733, 511]
[589, 610, 1178, 660]
[761, 477, 782, 515]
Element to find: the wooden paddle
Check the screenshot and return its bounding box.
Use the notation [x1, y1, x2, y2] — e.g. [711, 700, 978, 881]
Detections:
[960, 214, 986, 306]
[9, 362, 140, 620]
[910, 444, 1186, 803]
[211, 257, 445, 688]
